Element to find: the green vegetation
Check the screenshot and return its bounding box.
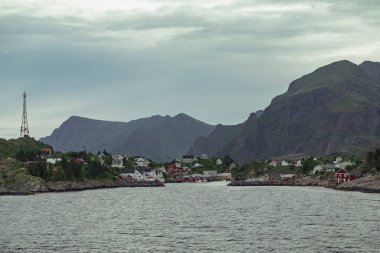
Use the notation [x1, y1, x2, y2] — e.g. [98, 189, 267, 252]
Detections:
[0, 136, 49, 160]
[26, 151, 120, 181]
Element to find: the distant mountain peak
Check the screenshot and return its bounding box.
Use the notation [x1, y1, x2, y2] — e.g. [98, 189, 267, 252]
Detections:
[40, 114, 215, 161]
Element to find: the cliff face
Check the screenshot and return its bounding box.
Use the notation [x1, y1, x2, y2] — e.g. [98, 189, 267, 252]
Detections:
[40, 114, 215, 161]
[190, 60, 380, 163]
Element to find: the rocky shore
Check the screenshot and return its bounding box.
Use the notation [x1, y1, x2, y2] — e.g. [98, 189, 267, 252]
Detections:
[228, 175, 380, 193]
[0, 162, 163, 195]
[336, 175, 380, 193]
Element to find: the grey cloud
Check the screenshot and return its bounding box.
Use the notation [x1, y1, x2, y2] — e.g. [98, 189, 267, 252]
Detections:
[0, 0, 380, 139]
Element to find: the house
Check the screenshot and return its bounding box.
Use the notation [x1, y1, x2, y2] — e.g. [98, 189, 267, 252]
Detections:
[137, 168, 165, 182]
[111, 155, 124, 168]
[335, 161, 355, 169]
[295, 160, 302, 167]
[201, 154, 208, 160]
[281, 161, 289, 167]
[312, 164, 336, 174]
[46, 158, 62, 164]
[334, 157, 343, 164]
[120, 168, 144, 181]
[229, 163, 237, 169]
[182, 155, 197, 164]
[216, 159, 223, 165]
[217, 173, 232, 180]
[312, 165, 324, 174]
[335, 168, 355, 183]
[120, 168, 164, 182]
[98, 153, 106, 166]
[203, 170, 218, 177]
[167, 163, 186, 175]
[135, 157, 150, 168]
[268, 160, 277, 167]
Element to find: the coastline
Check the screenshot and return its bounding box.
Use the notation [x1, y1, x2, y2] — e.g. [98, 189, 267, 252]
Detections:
[0, 179, 164, 196]
[228, 175, 380, 193]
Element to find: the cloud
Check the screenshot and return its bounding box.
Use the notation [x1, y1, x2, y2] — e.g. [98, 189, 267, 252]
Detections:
[0, 0, 380, 139]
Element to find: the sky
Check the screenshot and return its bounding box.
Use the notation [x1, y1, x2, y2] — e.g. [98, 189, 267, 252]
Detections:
[1, 0, 380, 139]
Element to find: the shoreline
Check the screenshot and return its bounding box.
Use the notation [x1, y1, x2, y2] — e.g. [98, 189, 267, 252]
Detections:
[0, 180, 164, 196]
[227, 175, 380, 193]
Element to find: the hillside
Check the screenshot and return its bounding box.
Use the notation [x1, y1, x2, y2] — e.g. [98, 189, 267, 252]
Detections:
[40, 114, 215, 161]
[0, 137, 50, 160]
[190, 60, 380, 163]
[189, 110, 263, 157]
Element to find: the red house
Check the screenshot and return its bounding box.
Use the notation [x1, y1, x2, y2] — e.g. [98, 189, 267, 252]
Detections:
[167, 164, 185, 175]
[335, 168, 355, 183]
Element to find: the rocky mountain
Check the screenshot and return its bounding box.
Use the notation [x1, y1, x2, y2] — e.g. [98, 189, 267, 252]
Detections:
[360, 60, 380, 84]
[40, 114, 215, 161]
[189, 60, 380, 163]
[188, 110, 263, 157]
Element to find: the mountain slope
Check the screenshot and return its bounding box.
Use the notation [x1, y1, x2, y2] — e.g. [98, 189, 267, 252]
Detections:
[40, 114, 215, 161]
[360, 61, 380, 84]
[0, 136, 51, 160]
[218, 60, 380, 163]
[188, 110, 263, 157]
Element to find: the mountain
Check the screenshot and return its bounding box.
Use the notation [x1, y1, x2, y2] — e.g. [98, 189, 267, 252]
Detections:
[360, 61, 380, 84]
[188, 110, 263, 157]
[189, 60, 380, 163]
[40, 114, 215, 161]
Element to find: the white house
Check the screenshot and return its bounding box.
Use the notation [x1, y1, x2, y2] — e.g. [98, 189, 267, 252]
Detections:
[335, 161, 355, 169]
[201, 154, 208, 160]
[295, 160, 302, 167]
[281, 161, 289, 167]
[120, 168, 164, 182]
[182, 155, 197, 164]
[46, 158, 62, 164]
[111, 155, 124, 168]
[312, 164, 336, 174]
[217, 173, 232, 180]
[334, 157, 343, 164]
[312, 165, 324, 174]
[203, 170, 218, 177]
[216, 159, 223, 165]
[229, 163, 237, 169]
[135, 157, 150, 167]
[268, 160, 277, 167]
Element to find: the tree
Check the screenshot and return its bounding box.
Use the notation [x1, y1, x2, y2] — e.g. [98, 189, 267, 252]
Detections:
[223, 155, 234, 166]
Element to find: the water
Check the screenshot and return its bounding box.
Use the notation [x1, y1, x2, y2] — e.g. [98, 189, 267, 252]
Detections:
[1, 182, 379, 252]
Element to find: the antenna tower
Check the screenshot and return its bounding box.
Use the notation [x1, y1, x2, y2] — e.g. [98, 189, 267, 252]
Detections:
[20, 91, 30, 137]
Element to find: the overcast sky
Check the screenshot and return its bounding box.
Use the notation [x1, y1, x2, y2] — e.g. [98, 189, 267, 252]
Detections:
[1, 0, 379, 139]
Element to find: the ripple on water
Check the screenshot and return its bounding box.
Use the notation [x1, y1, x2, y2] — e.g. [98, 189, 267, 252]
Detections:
[0, 185, 379, 252]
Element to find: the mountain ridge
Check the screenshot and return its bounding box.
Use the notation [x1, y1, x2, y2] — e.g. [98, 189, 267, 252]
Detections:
[40, 113, 215, 161]
[189, 60, 380, 163]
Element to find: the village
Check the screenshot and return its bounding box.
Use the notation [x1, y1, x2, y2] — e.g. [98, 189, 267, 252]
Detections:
[42, 146, 361, 186]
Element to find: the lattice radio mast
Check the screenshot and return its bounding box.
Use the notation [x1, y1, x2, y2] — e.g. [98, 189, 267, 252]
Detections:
[20, 91, 30, 137]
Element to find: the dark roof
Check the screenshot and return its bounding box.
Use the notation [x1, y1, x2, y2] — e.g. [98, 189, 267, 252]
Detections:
[137, 168, 152, 174]
[183, 155, 195, 159]
[121, 167, 135, 174]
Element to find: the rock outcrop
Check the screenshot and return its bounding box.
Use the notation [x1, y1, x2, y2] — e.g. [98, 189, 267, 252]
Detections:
[190, 60, 380, 163]
[336, 175, 380, 193]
